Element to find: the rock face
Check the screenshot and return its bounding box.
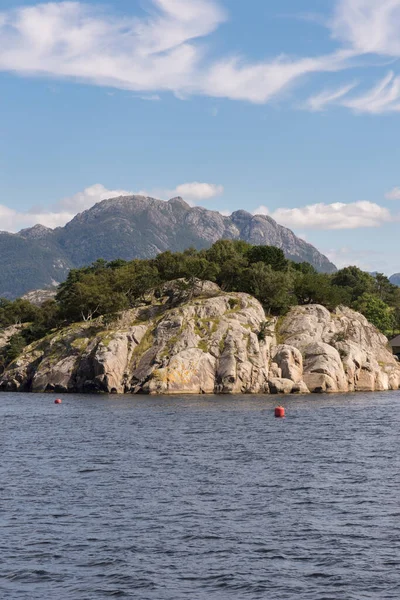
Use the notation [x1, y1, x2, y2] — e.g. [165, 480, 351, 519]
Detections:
[278, 304, 400, 393]
[0, 282, 398, 395]
[21, 288, 57, 306]
[0, 195, 336, 298]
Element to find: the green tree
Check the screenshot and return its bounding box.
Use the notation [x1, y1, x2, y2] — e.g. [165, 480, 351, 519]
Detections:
[3, 333, 27, 363]
[0, 299, 40, 327]
[205, 239, 250, 265]
[115, 261, 160, 304]
[242, 263, 295, 314]
[331, 266, 375, 303]
[294, 272, 350, 309]
[246, 245, 289, 271]
[354, 293, 394, 333]
[57, 272, 128, 321]
[291, 262, 317, 275]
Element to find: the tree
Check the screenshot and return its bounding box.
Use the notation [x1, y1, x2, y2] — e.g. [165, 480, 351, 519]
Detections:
[115, 262, 160, 304]
[354, 293, 394, 333]
[180, 257, 219, 287]
[242, 263, 295, 314]
[0, 299, 40, 327]
[294, 272, 350, 309]
[57, 272, 128, 321]
[291, 262, 317, 275]
[246, 245, 289, 271]
[205, 239, 250, 265]
[152, 251, 185, 281]
[331, 266, 375, 303]
[4, 333, 27, 364]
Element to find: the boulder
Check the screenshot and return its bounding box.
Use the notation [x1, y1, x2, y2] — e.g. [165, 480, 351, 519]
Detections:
[303, 373, 338, 393]
[272, 345, 303, 383]
[303, 342, 348, 392]
[268, 378, 294, 394]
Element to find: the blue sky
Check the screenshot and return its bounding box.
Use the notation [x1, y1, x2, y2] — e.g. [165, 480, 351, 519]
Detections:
[0, 0, 400, 274]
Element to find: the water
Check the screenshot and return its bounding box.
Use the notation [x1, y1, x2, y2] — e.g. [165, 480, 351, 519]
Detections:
[1, 392, 400, 600]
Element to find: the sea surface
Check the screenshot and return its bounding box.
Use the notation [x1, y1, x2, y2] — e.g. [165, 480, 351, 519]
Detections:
[1, 391, 400, 600]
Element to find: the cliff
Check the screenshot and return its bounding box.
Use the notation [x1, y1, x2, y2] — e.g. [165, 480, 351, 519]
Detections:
[0, 280, 398, 395]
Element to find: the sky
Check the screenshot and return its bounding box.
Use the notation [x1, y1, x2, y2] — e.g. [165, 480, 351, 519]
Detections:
[0, 0, 400, 274]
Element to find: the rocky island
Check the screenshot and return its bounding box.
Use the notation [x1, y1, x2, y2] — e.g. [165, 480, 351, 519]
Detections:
[1, 280, 398, 395]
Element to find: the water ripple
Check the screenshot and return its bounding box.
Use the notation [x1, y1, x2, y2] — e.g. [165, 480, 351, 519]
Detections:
[1, 391, 400, 599]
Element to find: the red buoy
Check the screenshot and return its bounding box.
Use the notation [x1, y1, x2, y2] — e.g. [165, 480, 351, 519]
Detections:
[54, 399, 62, 404]
[275, 406, 285, 418]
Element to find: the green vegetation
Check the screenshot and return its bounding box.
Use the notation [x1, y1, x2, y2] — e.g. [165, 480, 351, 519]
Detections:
[1, 241, 400, 370]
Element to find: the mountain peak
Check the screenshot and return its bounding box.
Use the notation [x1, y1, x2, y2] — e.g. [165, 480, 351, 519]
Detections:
[19, 224, 53, 239]
[0, 194, 337, 298]
[168, 196, 191, 209]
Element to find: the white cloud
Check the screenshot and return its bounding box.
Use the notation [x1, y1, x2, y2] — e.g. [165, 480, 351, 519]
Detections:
[0, 181, 224, 232]
[305, 71, 400, 115]
[172, 182, 223, 201]
[0, 184, 132, 232]
[254, 201, 392, 230]
[0, 204, 73, 231]
[332, 0, 400, 57]
[307, 0, 400, 114]
[324, 246, 391, 272]
[385, 186, 400, 200]
[341, 71, 400, 113]
[306, 82, 357, 111]
[57, 183, 132, 212]
[252, 205, 269, 216]
[0, 0, 358, 106]
[2, 0, 400, 112]
[138, 181, 224, 203]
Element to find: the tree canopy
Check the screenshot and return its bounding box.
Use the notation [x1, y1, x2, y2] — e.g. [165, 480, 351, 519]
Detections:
[1, 241, 399, 370]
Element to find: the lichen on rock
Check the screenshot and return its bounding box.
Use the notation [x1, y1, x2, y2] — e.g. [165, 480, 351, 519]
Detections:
[0, 281, 399, 395]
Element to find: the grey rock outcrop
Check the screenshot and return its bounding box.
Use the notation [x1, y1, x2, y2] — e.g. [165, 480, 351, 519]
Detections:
[279, 304, 400, 393]
[0, 282, 399, 395]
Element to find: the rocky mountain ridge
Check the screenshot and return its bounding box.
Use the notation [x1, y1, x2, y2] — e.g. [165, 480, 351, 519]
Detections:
[0, 195, 336, 298]
[0, 280, 398, 395]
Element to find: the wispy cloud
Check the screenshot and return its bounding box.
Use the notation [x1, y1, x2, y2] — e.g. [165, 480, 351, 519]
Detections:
[306, 71, 400, 114]
[1, 0, 400, 111]
[0, 0, 358, 106]
[331, 0, 400, 57]
[385, 186, 400, 200]
[254, 201, 392, 230]
[139, 94, 161, 102]
[304, 0, 400, 114]
[306, 82, 358, 111]
[341, 71, 400, 113]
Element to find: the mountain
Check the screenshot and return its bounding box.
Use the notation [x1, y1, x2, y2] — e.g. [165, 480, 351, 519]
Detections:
[0, 195, 336, 298]
[390, 274, 400, 286]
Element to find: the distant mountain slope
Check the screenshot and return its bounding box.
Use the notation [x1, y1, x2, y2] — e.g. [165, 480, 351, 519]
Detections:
[0, 226, 72, 298]
[390, 274, 400, 286]
[0, 195, 336, 298]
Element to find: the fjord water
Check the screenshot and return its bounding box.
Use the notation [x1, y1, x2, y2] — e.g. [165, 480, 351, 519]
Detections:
[1, 393, 400, 600]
